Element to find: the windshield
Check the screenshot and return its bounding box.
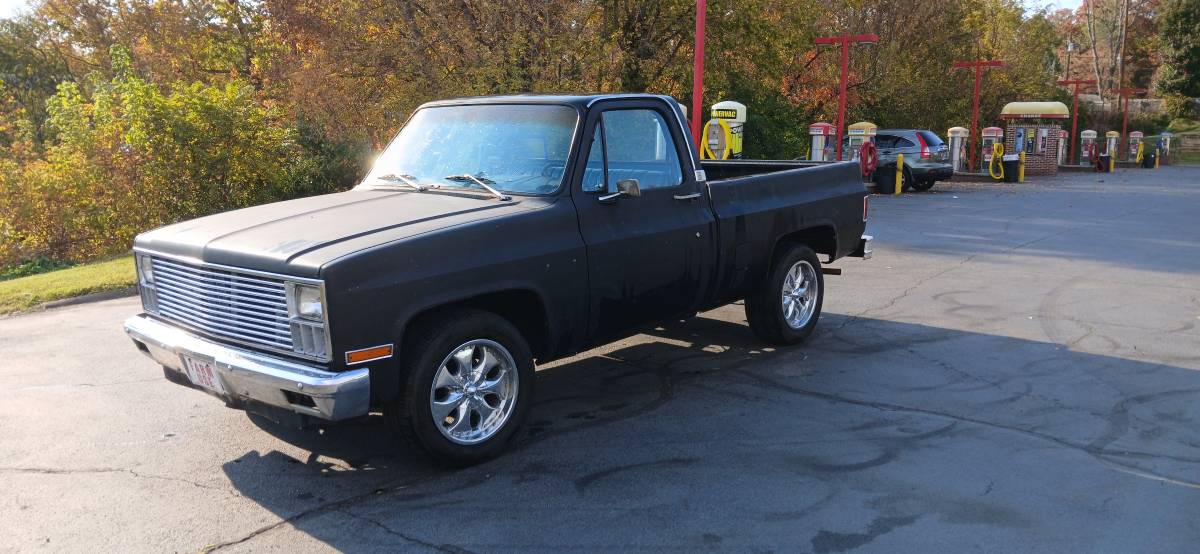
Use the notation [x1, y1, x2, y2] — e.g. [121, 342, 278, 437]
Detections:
[361, 104, 579, 195]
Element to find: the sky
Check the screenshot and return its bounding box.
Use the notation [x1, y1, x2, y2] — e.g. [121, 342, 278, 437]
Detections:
[0, 0, 27, 19]
[1036, 0, 1082, 13]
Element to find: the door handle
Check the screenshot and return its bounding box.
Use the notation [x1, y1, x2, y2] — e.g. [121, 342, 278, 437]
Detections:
[673, 192, 702, 201]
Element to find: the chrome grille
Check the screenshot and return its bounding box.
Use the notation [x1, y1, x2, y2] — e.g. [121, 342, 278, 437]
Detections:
[150, 257, 294, 353]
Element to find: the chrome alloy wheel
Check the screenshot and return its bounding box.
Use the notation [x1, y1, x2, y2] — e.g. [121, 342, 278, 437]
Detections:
[781, 260, 818, 329]
[429, 339, 519, 445]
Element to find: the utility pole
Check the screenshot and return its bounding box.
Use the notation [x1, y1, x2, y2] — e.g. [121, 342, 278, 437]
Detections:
[1115, 86, 1146, 160]
[691, 0, 706, 146]
[1057, 79, 1097, 164]
[1065, 39, 1074, 80]
[815, 32, 879, 161]
[953, 60, 1004, 171]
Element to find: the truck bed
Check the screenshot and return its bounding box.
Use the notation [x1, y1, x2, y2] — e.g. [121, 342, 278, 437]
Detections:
[701, 160, 867, 306]
[701, 159, 827, 181]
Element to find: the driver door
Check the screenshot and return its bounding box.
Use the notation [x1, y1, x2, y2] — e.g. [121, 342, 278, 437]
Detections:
[571, 100, 714, 342]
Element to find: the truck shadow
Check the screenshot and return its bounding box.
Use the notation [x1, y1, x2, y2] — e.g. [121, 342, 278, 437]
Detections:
[219, 308, 1200, 550]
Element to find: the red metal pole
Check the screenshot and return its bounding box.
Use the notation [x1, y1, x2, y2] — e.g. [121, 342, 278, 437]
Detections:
[690, 0, 706, 146]
[1069, 84, 1080, 164]
[1121, 96, 1130, 161]
[1057, 80, 1095, 165]
[816, 33, 877, 161]
[954, 60, 1003, 172]
[968, 65, 982, 171]
[835, 34, 849, 161]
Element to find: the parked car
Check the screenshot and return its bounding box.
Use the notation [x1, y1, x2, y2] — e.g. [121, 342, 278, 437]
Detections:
[874, 129, 952, 191]
[846, 129, 952, 192]
[124, 93, 872, 466]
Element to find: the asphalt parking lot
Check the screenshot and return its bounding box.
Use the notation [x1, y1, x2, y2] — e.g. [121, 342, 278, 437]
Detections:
[3, 165, 1199, 552]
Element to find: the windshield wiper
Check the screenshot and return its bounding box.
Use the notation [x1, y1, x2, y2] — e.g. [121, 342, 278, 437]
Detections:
[375, 173, 432, 192]
[443, 173, 511, 201]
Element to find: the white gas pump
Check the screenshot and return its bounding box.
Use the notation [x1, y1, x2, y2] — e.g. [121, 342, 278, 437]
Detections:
[809, 122, 835, 161]
[1080, 130, 1097, 166]
[1128, 131, 1144, 159]
[947, 127, 968, 172]
[981, 127, 1003, 171]
[1161, 132, 1173, 161]
[1105, 131, 1119, 157]
[1056, 129, 1068, 165]
[846, 121, 877, 160]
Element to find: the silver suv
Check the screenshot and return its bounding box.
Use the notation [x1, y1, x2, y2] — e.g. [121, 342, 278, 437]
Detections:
[872, 130, 952, 192]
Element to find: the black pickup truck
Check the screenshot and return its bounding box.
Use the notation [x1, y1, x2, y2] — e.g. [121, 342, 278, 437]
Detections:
[125, 94, 871, 465]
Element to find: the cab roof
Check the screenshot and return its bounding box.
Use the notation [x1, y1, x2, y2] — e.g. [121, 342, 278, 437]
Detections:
[419, 93, 679, 110]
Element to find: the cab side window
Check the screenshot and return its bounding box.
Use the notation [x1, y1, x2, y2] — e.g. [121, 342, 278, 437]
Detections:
[582, 108, 684, 193]
[874, 135, 895, 149]
[894, 136, 916, 148]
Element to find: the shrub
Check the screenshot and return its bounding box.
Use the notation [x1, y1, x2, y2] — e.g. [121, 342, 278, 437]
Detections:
[1163, 93, 1197, 120]
[0, 48, 358, 267]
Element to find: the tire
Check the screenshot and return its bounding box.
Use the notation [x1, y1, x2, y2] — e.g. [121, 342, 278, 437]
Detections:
[384, 309, 534, 466]
[745, 244, 825, 345]
[911, 179, 935, 192]
[902, 167, 915, 191]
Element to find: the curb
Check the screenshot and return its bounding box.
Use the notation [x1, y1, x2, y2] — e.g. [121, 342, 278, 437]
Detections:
[39, 286, 138, 310]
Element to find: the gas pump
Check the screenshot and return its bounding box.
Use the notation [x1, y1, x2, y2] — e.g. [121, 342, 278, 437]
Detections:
[947, 127, 968, 172]
[1161, 132, 1173, 162]
[846, 122, 877, 160]
[1080, 130, 1097, 166]
[1104, 131, 1119, 157]
[980, 127, 1003, 171]
[809, 122, 836, 161]
[701, 118, 733, 160]
[1056, 129, 1068, 165]
[1128, 131, 1143, 160]
[709, 101, 746, 159]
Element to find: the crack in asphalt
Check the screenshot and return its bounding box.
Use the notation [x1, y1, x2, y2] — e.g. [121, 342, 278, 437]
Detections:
[8, 377, 162, 393]
[0, 466, 241, 496]
[337, 509, 475, 553]
[730, 369, 1200, 488]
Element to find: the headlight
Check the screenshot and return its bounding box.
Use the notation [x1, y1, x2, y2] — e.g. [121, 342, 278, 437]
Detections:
[293, 284, 324, 320]
[135, 254, 158, 313]
[136, 254, 154, 286]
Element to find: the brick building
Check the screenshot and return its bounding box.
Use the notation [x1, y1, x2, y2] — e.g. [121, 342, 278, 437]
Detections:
[1000, 101, 1068, 176]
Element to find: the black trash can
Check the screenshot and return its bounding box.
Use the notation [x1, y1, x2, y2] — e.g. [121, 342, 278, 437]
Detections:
[1097, 154, 1111, 172]
[1142, 152, 1156, 168]
[1002, 154, 1020, 182]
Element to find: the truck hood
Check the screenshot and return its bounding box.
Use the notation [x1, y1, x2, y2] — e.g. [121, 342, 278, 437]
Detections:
[134, 189, 536, 277]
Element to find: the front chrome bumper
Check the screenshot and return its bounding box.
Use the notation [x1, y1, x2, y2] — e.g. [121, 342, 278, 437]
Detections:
[853, 234, 873, 259]
[124, 315, 370, 421]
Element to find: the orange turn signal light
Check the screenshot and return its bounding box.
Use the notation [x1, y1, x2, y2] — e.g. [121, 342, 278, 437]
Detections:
[345, 344, 393, 365]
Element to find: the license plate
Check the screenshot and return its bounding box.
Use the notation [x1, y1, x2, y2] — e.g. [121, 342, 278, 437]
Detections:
[183, 356, 226, 395]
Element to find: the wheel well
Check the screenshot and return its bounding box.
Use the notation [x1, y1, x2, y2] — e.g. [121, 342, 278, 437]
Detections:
[773, 226, 837, 265]
[404, 290, 550, 360]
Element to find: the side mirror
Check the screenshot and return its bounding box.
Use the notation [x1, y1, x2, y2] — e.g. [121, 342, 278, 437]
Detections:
[617, 178, 641, 197]
[598, 178, 641, 202]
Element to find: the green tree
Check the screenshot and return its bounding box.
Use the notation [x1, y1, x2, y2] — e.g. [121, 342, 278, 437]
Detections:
[0, 15, 73, 150]
[1156, 0, 1200, 96]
